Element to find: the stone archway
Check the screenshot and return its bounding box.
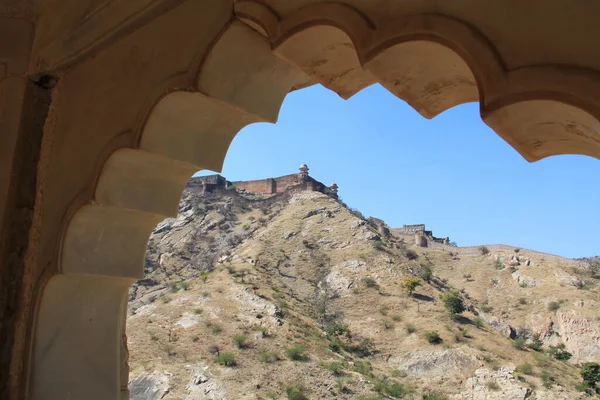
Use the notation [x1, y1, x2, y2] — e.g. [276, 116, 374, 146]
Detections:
[4, 1, 598, 399]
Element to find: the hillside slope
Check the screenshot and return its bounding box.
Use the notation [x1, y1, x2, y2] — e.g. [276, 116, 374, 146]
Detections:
[127, 184, 599, 400]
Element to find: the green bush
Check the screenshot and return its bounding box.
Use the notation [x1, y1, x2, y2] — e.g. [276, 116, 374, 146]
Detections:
[442, 291, 465, 316]
[352, 360, 373, 376]
[351, 338, 376, 357]
[527, 336, 544, 352]
[405, 249, 419, 260]
[323, 361, 345, 375]
[580, 362, 600, 387]
[233, 334, 248, 349]
[548, 301, 562, 311]
[285, 345, 308, 361]
[405, 323, 417, 334]
[424, 331, 443, 344]
[512, 337, 527, 350]
[362, 277, 378, 288]
[419, 265, 434, 282]
[472, 317, 484, 329]
[259, 348, 277, 363]
[215, 352, 236, 366]
[285, 383, 308, 400]
[402, 277, 422, 295]
[515, 364, 534, 375]
[518, 297, 528, 305]
[373, 378, 407, 398]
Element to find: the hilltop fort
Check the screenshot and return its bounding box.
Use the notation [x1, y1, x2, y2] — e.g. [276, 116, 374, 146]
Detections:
[190, 165, 455, 248]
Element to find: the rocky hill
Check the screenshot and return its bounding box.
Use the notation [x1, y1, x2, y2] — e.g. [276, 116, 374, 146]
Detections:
[127, 179, 600, 400]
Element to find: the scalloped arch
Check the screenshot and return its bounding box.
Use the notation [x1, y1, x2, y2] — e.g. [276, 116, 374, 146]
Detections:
[31, 4, 600, 399]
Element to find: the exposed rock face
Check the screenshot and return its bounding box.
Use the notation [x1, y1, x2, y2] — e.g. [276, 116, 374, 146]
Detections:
[552, 311, 600, 363]
[185, 366, 226, 400]
[453, 368, 530, 400]
[390, 349, 479, 378]
[511, 269, 541, 288]
[129, 371, 170, 400]
[554, 270, 584, 288]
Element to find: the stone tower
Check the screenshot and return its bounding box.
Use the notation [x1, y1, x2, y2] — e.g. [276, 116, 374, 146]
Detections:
[298, 163, 309, 181]
[329, 182, 339, 199]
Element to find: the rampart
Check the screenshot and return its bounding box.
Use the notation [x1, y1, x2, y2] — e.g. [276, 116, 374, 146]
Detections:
[427, 242, 585, 266]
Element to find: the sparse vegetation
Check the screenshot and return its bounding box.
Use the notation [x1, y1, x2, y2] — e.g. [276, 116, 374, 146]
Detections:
[515, 364, 534, 376]
[362, 277, 378, 288]
[424, 331, 443, 344]
[373, 377, 407, 398]
[472, 317, 484, 329]
[479, 246, 490, 255]
[512, 337, 527, 350]
[259, 348, 277, 363]
[419, 265, 433, 282]
[405, 249, 419, 260]
[285, 345, 308, 361]
[405, 323, 417, 334]
[285, 383, 308, 400]
[441, 290, 465, 318]
[215, 352, 236, 366]
[485, 381, 500, 391]
[518, 297, 528, 305]
[323, 361, 345, 375]
[548, 300, 563, 311]
[402, 277, 422, 296]
[233, 334, 248, 349]
[580, 363, 600, 390]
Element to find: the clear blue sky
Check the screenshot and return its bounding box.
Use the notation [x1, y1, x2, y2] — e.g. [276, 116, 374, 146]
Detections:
[195, 84, 599, 258]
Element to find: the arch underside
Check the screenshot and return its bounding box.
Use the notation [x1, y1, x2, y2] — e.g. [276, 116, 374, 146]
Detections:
[28, 1, 600, 399]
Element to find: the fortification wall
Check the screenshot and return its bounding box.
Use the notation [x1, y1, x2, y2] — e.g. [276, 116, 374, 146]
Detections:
[233, 178, 276, 194]
[427, 242, 585, 266]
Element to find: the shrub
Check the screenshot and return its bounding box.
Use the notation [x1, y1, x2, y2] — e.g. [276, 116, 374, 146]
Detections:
[480, 303, 493, 313]
[193, 308, 203, 314]
[402, 277, 422, 295]
[548, 301, 562, 311]
[579, 362, 600, 387]
[362, 277, 378, 288]
[373, 378, 406, 398]
[554, 350, 572, 361]
[485, 381, 500, 391]
[479, 246, 490, 255]
[419, 265, 433, 282]
[233, 334, 248, 349]
[208, 344, 220, 355]
[352, 360, 373, 376]
[515, 364, 534, 376]
[352, 338, 376, 357]
[512, 338, 527, 350]
[472, 317, 484, 329]
[180, 281, 190, 291]
[540, 371, 556, 388]
[259, 348, 277, 363]
[285, 383, 308, 400]
[527, 336, 544, 352]
[285, 345, 308, 361]
[323, 361, 345, 375]
[168, 282, 179, 292]
[494, 259, 503, 270]
[406, 323, 417, 334]
[211, 324, 223, 335]
[518, 297, 528, 305]
[424, 331, 443, 344]
[442, 291, 465, 317]
[405, 249, 419, 260]
[215, 352, 236, 366]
